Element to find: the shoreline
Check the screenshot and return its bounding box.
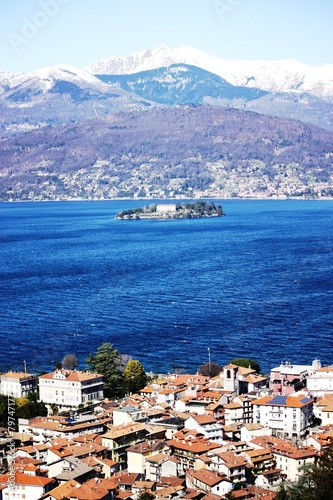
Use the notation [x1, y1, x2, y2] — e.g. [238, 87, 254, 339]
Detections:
[2, 195, 333, 204]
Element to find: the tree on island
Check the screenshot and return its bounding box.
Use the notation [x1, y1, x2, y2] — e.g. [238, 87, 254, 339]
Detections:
[86, 343, 125, 399]
[62, 354, 78, 370]
[230, 358, 261, 373]
[124, 359, 148, 394]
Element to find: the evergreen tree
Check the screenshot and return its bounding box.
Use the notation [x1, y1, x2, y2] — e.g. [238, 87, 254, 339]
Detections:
[286, 445, 333, 500]
[124, 359, 147, 394]
[0, 395, 8, 428]
[230, 358, 261, 373]
[16, 393, 47, 420]
[137, 492, 155, 500]
[275, 483, 290, 500]
[86, 343, 124, 399]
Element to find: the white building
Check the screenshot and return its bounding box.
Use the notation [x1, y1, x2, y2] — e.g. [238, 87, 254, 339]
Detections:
[306, 365, 333, 396]
[39, 369, 103, 409]
[0, 472, 55, 500]
[112, 405, 147, 426]
[272, 445, 319, 482]
[240, 423, 272, 443]
[184, 414, 224, 442]
[145, 454, 178, 481]
[0, 372, 37, 397]
[19, 414, 109, 444]
[253, 394, 314, 438]
[312, 396, 333, 426]
[156, 203, 177, 213]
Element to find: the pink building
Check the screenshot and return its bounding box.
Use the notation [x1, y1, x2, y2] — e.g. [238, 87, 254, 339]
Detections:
[269, 360, 320, 395]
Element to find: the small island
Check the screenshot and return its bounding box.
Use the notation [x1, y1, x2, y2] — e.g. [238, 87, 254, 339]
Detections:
[115, 201, 225, 220]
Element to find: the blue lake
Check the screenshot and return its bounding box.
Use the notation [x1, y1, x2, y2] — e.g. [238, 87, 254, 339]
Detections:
[1, 199, 332, 375]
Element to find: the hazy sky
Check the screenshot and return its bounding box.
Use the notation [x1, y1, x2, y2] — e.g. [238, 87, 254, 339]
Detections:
[1, 0, 332, 73]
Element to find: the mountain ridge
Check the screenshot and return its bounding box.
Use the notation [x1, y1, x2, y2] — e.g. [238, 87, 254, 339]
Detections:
[96, 64, 333, 130]
[1, 106, 332, 202]
[85, 44, 333, 100]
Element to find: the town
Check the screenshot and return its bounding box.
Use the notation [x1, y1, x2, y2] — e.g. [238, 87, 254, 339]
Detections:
[1, 356, 333, 500]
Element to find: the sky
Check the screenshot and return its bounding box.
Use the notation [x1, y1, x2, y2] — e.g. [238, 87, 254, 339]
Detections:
[1, 0, 332, 73]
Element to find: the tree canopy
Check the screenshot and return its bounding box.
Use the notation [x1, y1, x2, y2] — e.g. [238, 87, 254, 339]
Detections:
[283, 445, 333, 499]
[230, 358, 261, 373]
[62, 354, 78, 370]
[137, 492, 155, 500]
[198, 362, 222, 377]
[124, 359, 147, 394]
[0, 393, 47, 430]
[86, 343, 125, 399]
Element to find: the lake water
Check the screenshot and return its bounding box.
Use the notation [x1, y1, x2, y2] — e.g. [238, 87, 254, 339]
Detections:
[1, 199, 332, 375]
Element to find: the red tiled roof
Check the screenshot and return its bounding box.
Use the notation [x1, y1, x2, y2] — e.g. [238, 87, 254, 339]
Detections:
[0, 472, 54, 487]
[39, 370, 103, 382]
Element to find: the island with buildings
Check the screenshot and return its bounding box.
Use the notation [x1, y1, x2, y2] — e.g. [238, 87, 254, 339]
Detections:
[115, 201, 225, 220]
[0, 356, 333, 499]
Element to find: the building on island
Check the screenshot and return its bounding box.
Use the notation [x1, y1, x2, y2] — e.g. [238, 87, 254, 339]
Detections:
[38, 369, 103, 410]
[156, 203, 177, 213]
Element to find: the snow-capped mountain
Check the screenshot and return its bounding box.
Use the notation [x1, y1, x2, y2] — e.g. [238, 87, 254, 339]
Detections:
[86, 44, 333, 100]
[3, 64, 123, 102]
[0, 63, 155, 133]
[95, 63, 333, 130]
[0, 70, 26, 92]
[97, 63, 267, 105]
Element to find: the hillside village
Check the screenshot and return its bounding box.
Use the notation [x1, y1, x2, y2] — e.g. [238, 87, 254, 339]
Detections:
[1, 359, 333, 500]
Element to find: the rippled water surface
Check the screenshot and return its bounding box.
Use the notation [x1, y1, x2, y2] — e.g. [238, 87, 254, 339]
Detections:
[1, 199, 332, 374]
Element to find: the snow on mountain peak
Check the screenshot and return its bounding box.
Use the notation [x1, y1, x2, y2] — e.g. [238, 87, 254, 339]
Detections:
[12, 63, 114, 94]
[85, 45, 333, 99]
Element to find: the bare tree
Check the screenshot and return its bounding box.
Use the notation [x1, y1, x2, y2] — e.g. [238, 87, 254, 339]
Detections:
[62, 354, 78, 370]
